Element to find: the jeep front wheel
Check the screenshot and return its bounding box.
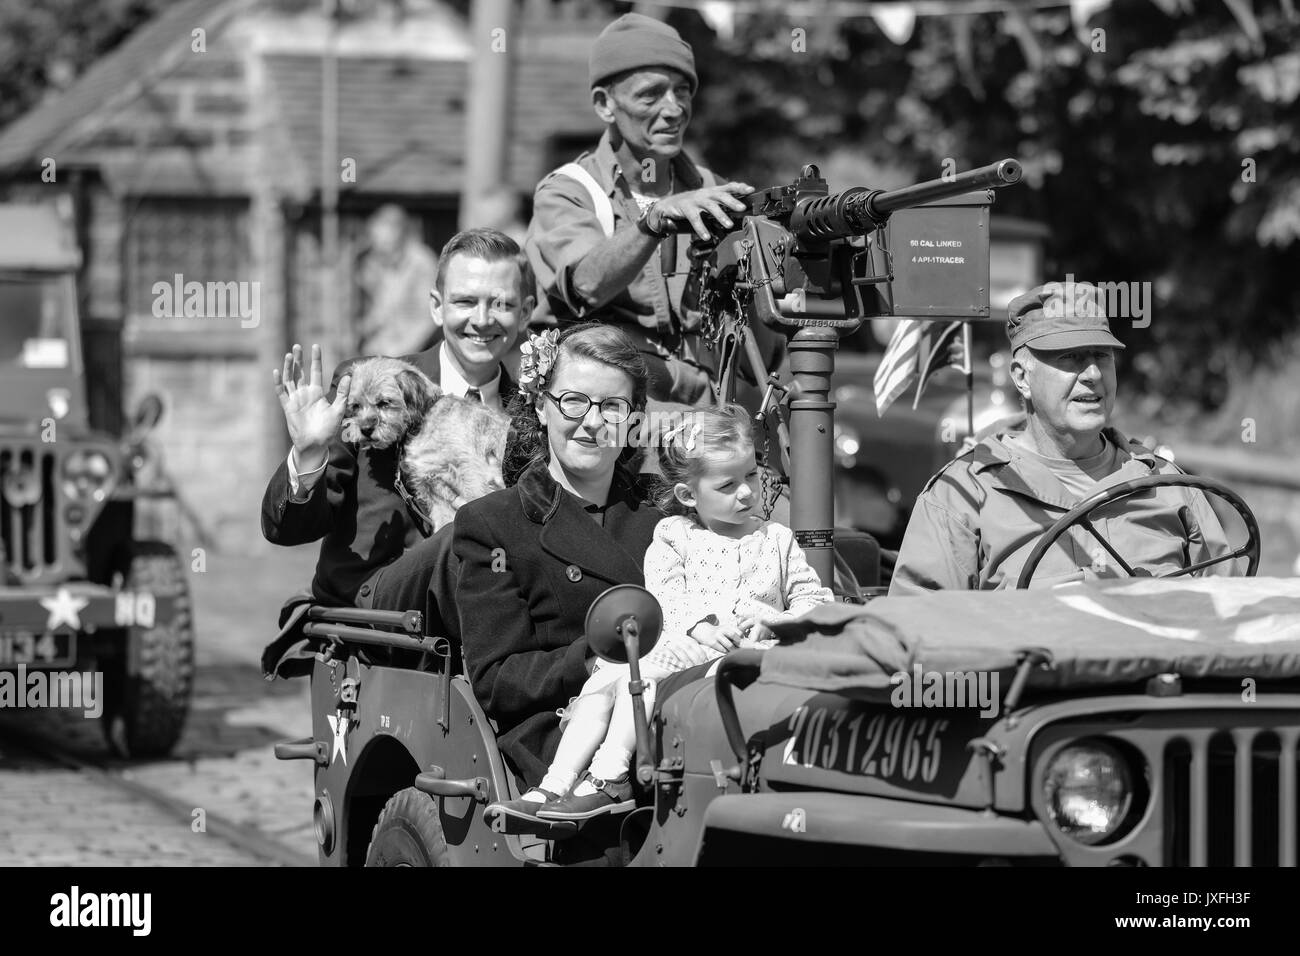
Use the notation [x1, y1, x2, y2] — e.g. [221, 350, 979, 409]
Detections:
[365, 788, 452, 867]
[103, 542, 195, 758]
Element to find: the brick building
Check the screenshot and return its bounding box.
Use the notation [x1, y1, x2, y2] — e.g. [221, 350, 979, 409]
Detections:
[0, 0, 605, 551]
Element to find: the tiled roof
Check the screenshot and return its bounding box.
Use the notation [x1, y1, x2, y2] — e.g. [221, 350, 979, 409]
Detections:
[264, 55, 468, 195]
[263, 53, 599, 195]
[0, 0, 604, 195]
[0, 0, 241, 170]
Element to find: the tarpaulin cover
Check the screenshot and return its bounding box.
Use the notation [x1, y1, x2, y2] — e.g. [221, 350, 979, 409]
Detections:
[759, 578, 1300, 697]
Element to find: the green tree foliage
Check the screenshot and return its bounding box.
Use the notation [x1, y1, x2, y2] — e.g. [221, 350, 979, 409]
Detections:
[0, 0, 171, 130]
[673, 0, 1300, 410]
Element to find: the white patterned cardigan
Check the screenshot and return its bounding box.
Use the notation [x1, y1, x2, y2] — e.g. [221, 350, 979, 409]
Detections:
[640, 514, 836, 670]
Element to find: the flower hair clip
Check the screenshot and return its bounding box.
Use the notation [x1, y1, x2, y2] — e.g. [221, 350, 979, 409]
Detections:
[517, 329, 560, 397]
[662, 419, 702, 452]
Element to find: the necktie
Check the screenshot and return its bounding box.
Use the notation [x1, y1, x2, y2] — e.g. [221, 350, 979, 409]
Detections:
[465, 387, 482, 403]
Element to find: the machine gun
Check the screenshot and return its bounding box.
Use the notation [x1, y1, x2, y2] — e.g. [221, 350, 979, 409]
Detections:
[666, 159, 1024, 586]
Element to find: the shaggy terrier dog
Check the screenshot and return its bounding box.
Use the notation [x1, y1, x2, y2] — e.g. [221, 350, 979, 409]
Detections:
[402, 396, 510, 532]
[339, 357, 439, 450]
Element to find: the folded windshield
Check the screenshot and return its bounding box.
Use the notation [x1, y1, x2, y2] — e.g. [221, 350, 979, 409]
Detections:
[0, 273, 73, 368]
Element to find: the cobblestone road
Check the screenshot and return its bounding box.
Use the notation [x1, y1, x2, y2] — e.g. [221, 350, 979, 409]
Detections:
[0, 545, 322, 867]
[0, 744, 270, 867]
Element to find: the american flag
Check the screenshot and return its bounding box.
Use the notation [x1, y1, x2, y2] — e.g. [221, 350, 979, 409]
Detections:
[873, 318, 924, 416]
[873, 318, 967, 416]
[912, 320, 967, 410]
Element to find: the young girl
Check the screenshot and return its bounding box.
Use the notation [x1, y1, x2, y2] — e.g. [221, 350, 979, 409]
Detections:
[487, 404, 834, 825]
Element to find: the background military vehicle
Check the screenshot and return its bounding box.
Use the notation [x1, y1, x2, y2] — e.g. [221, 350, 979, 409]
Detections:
[0, 200, 194, 757]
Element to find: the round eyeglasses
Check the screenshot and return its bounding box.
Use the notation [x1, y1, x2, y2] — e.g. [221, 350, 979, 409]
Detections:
[543, 390, 634, 424]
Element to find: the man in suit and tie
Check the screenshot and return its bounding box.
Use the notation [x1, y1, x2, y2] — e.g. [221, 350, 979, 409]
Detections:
[261, 228, 530, 633]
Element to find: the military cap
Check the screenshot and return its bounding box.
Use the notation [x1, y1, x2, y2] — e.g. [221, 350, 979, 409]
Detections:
[1007, 281, 1126, 352]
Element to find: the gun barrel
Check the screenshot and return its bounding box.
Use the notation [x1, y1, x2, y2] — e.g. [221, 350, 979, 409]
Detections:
[857, 158, 1022, 224]
[788, 159, 1022, 242]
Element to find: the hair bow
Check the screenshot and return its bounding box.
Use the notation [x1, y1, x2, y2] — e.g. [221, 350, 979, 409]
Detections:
[662, 419, 702, 452]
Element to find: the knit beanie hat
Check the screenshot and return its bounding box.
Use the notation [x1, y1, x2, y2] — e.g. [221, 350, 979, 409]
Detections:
[589, 13, 697, 93]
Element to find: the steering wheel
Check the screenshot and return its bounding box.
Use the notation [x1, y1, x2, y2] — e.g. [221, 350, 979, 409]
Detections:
[1014, 473, 1260, 589]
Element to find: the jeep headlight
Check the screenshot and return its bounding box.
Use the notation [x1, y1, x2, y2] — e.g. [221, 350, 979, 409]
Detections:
[62, 450, 115, 502]
[1042, 741, 1133, 845]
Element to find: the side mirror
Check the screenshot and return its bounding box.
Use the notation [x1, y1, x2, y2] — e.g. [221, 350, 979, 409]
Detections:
[584, 584, 662, 664]
[583, 585, 663, 787]
[132, 393, 165, 432]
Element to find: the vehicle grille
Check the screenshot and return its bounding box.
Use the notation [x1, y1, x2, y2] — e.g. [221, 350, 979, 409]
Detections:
[1160, 726, 1299, 867]
[0, 444, 59, 578]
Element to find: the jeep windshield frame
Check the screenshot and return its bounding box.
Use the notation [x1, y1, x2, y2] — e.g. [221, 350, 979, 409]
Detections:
[0, 269, 87, 428]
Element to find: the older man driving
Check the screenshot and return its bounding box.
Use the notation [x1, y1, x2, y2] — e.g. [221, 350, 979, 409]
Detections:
[890, 282, 1235, 593]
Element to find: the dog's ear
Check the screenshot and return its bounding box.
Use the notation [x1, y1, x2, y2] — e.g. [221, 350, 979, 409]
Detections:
[397, 369, 440, 433]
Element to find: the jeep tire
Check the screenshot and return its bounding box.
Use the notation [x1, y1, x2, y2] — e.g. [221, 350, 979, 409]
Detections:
[365, 788, 452, 867]
[103, 541, 194, 758]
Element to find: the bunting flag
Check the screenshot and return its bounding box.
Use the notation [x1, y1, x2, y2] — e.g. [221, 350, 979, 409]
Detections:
[911, 319, 966, 410]
[873, 318, 924, 416]
[638, 0, 1245, 21]
[1002, 3, 1045, 72]
[950, 13, 985, 100]
[699, 1, 737, 40]
[1069, 0, 1113, 34]
[647, 0, 1269, 50]
[872, 3, 917, 43]
[1221, 0, 1264, 52]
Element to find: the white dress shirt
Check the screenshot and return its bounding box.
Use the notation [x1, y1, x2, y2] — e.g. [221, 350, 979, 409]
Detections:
[436, 341, 503, 409]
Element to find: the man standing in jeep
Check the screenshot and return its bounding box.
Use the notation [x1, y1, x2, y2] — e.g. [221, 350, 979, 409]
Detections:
[525, 13, 759, 405]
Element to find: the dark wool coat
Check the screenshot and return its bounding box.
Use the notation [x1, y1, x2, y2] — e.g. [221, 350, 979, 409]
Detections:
[453, 459, 663, 788]
[260, 345, 516, 607]
[356, 521, 459, 643]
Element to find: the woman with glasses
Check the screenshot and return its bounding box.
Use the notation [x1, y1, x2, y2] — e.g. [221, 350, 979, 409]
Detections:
[453, 323, 664, 804]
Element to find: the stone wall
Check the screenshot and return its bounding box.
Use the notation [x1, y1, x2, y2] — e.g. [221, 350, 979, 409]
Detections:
[76, 34, 252, 196]
[106, 24, 273, 556]
[125, 350, 266, 552]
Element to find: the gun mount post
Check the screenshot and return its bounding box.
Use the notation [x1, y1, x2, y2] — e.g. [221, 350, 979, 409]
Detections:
[787, 327, 840, 586]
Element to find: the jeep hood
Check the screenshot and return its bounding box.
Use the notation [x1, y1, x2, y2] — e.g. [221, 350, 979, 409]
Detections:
[760, 577, 1300, 694]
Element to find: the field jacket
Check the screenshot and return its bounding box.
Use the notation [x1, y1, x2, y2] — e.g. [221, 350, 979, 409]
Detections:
[890, 427, 1236, 594]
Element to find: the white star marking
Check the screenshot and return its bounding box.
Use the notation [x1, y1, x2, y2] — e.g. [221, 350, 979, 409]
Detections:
[327, 711, 350, 765]
[40, 588, 89, 631]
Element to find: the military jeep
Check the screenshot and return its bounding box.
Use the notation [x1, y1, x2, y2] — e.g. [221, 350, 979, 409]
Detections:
[277, 468, 1298, 867]
[0, 200, 194, 757]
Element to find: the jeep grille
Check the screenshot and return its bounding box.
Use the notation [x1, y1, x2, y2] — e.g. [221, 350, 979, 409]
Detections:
[1160, 726, 1299, 867]
[1, 445, 59, 577]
